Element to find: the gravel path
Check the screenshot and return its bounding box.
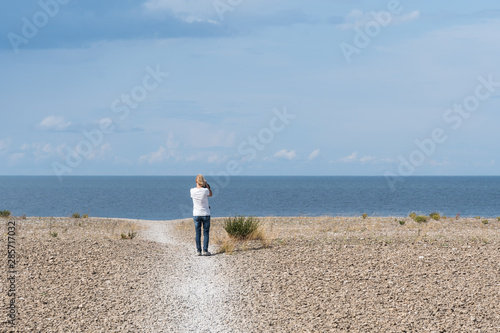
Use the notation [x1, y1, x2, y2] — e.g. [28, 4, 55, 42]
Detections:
[140, 219, 234, 332]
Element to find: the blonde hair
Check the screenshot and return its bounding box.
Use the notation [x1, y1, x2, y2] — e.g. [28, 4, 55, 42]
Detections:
[196, 174, 206, 187]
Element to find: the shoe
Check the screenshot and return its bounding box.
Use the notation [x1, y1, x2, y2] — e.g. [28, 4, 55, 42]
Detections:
[203, 251, 211, 256]
[197, 252, 202, 256]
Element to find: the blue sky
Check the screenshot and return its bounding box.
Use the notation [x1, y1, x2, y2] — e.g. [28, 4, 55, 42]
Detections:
[1, 0, 500, 177]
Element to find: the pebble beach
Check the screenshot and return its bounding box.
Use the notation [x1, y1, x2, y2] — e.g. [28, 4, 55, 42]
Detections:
[1, 215, 499, 332]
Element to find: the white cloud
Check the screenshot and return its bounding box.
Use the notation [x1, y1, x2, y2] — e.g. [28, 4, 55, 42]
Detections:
[339, 9, 420, 30]
[143, 0, 220, 24]
[340, 152, 358, 163]
[275, 149, 297, 160]
[39, 116, 72, 131]
[360, 155, 376, 163]
[139, 134, 179, 164]
[308, 149, 320, 160]
[88, 143, 112, 160]
[139, 146, 169, 164]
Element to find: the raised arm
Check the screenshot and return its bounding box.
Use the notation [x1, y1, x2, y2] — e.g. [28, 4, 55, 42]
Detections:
[206, 183, 213, 197]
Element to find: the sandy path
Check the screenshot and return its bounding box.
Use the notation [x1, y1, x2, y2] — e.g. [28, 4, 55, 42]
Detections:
[140, 219, 232, 332]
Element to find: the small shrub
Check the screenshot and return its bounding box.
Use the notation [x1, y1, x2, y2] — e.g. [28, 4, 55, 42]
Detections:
[475, 216, 481, 220]
[224, 215, 260, 239]
[362, 213, 368, 219]
[409, 212, 417, 219]
[482, 220, 489, 225]
[442, 215, 447, 219]
[399, 220, 405, 225]
[217, 238, 235, 254]
[72, 212, 81, 219]
[429, 212, 440, 221]
[415, 215, 428, 223]
[121, 231, 137, 239]
[82, 214, 89, 218]
[497, 217, 500, 221]
[0, 210, 11, 218]
[50, 231, 58, 237]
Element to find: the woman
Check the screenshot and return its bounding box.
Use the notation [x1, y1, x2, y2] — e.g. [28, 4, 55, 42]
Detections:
[190, 174, 213, 256]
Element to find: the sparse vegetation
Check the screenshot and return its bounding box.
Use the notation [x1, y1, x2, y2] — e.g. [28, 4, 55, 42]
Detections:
[82, 214, 89, 218]
[50, 231, 58, 237]
[455, 213, 460, 220]
[482, 220, 489, 225]
[399, 220, 405, 225]
[475, 216, 481, 220]
[362, 213, 368, 219]
[497, 217, 500, 221]
[217, 238, 236, 254]
[224, 215, 261, 239]
[429, 212, 441, 221]
[121, 230, 137, 239]
[72, 212, 81, 219]
[415, 215, 428, 223]
[409, 212, 417, 220]
[0, 210, 11, 218]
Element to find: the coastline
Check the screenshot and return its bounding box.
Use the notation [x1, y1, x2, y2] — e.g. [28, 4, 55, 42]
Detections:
[1, 216, 499, 332]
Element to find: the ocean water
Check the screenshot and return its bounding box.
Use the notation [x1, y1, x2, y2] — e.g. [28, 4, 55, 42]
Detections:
[0, 176, 499, 220]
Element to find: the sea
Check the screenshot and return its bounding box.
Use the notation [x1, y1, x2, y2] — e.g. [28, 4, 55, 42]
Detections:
[0, 176, 499, 220]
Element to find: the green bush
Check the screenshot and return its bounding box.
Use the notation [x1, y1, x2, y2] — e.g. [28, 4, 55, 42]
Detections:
[415, 215, 428, 223]
[482, 220, 489, 225]
[0, 210, 11, 218]
[362, 213, 368, 219]
[399, 220, 405, 225]
[224, 215, 260, 239]
[72, 212, 81, 219]
[429, 212, 440, 221]
[497, 217, 500, 221]
[475, 216, 481, 220]
[409, 212, 417, 219]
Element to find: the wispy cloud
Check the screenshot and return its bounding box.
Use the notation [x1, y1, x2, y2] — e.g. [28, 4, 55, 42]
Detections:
[338, 9, 420, 30]
[275, 149, 297, 160]
[143, 0, 220, 24]
[139, 133, 179, 164]
[340, 152, 358, 163]
[38, 116, 72, 131]
[360, 155, 376, 163]
[308, 149, 320, 160]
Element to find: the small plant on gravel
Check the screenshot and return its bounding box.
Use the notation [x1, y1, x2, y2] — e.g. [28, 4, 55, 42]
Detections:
[224, 215, 261, 239]
[409, 212, 417, 220]
[497, 217, 500, 221]
[415, 215, 428, 223]
[50, 231, 58, 237]
[217, 238, 236, 254]
[362, 213, 368, 219]
[442, 215, 447, 219]
[0, 210, 11, 218]
[482, 220, 489, 225]
[475, 216, 481, 219]
[121, 230, 137, 239]
[72, 212, 81, 219]
[82, 214, 89, 218]
[398, 220, 405, 225]
[429, 212, 440, 221]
